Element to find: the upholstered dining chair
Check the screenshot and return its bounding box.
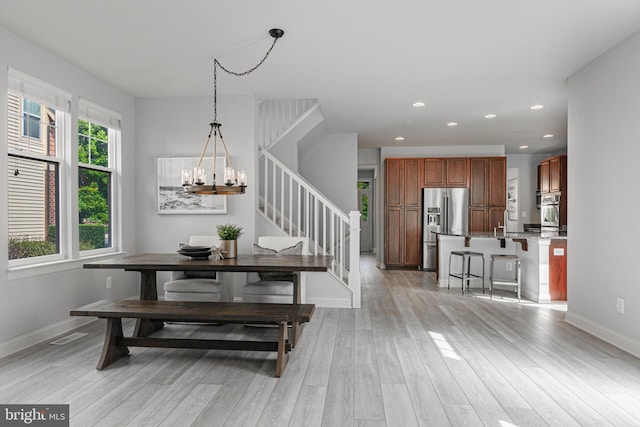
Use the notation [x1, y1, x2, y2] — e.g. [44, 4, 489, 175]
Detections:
[164, 235, 232, 302]
[242, 236, 309, 304]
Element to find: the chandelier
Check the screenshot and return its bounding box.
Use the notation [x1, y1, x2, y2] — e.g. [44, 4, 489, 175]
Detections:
[183, 28, 285, 195]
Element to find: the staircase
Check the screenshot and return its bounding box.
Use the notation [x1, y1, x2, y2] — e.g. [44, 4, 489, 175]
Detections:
[256, 99, 361, 308]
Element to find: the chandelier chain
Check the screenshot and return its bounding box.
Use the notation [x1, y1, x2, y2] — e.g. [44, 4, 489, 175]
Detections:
[213, 36, 281, 122]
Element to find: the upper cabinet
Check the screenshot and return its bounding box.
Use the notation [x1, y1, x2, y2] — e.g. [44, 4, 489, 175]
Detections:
[403, 158, 421, 207]
[469, 157, 505, 207]
[386, 158, 421, 207]
[423, 158, 468, 187]
[469, 157, 506, 232]
[539, 155, 566, 194]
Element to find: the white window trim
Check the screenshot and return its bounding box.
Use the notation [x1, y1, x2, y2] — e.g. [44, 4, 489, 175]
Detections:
[77, 118, 122, 257]
[6, 70, 123, 276]
[7, 106, 70, 268]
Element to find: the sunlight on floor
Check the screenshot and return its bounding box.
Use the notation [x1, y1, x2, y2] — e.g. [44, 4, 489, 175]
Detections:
[466, 290, 568, 312]
[428, 331, 461, 360]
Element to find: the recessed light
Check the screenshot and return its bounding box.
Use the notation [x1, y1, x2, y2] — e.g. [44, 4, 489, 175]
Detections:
[519, 145, 529, 149]
[530, 104, 544, 110]
[413, 101, 426, 107]
[543, 134, 554, 138]
[484, 114, 496, 119]
[395, 136, 405, 141]
[447, 122, 458, 127]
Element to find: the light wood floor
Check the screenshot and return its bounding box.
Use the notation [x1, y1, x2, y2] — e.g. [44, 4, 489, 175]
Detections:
[2, 254, 640, 426]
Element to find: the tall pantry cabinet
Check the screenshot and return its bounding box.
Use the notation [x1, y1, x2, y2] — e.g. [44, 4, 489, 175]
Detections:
[384, 159, 422, 267]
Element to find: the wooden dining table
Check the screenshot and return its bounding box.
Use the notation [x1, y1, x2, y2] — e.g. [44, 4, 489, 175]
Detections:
[83, 253, 333, 343]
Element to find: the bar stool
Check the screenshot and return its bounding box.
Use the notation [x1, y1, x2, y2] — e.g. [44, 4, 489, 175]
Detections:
[448, 251, 485, 295]
[489, 254, 521, 301]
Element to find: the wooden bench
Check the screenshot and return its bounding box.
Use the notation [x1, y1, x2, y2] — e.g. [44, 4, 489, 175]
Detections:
[70, 299, 315, 377]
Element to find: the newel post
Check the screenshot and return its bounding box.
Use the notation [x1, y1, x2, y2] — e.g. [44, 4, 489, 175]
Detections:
[349, 211, 361, 308]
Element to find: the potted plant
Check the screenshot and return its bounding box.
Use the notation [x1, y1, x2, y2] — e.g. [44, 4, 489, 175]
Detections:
[216, 223, 243, 259]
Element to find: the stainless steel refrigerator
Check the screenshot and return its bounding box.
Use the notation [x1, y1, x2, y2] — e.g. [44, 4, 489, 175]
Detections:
[422, 187, 469, 270]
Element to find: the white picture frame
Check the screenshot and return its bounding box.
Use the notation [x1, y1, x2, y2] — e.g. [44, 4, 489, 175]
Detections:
[156, 156, 227, 214]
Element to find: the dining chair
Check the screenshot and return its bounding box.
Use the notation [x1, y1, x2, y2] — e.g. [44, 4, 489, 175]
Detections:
[242, 236, 309, 303]
[164, 235, 232, 302]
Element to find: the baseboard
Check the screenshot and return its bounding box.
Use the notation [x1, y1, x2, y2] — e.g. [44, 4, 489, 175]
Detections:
[0, 317, 96, 360]
[565, 311, 640, 359]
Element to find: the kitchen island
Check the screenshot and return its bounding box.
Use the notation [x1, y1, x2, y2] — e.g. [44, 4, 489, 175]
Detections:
[437, 232, 567, 302]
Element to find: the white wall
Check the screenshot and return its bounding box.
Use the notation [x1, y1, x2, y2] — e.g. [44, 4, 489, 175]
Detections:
[299, 133, 358, 213]
[0, 25, 138, 356]
[135, 95, 256, 297]
[566, 29, 640, 356]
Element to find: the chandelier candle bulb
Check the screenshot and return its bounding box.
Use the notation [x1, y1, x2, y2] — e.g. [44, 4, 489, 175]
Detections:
[181, 169, 193, 186]
[194, 167, 206, 185]
[237, 170, 247, 186]
[225, 167, 236, 186]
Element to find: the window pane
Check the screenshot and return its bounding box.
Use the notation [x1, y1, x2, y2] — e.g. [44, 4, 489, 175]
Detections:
[7, 156, 59, 259]
[9, 94, 56, 155]
[78, 120, 109, 167]
[361, 194, 368, 221]
[79, 167, 111, 250]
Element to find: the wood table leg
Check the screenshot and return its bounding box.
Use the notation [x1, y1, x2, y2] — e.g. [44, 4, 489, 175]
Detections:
[290, 272, 303, 348]
[97, 318, 129, 370]
[133, 270, 164, 337]
[275, 321, 289, 377]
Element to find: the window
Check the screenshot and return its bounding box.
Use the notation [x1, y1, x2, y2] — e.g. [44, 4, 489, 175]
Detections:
[78, 120, 112, 251]
[77, 99, 121, 255]
[357, 180, 369, 222]
[7, 69, 121, 268]
[8, 93, 65, 261]
[22, 98, 42, 139]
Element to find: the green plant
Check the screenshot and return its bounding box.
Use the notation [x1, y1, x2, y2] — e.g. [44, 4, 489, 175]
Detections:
[8, 236, 57, 260]
[216, 223, 243, 240]
[79, 223, 108, 250]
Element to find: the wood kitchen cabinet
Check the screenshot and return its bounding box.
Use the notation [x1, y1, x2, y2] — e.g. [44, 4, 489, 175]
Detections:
[384, 156, 506, 266]
[403, 158, 421, 207]
[539, 160, 550, 193]
[469, 157, 506, 232]
[385, 159, 422, 267]
[386, 158, 421, 207]
[539, 155, 566, 194]
[423, 158, 468, 187]
[539, 155, 568, 228]
[549, 239, 567, 301]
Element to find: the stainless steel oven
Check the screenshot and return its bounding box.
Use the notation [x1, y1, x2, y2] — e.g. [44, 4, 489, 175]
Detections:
[541, 193, 560, 228]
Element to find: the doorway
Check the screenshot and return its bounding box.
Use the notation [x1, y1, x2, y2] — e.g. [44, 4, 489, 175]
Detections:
[357, 168, 375, 253]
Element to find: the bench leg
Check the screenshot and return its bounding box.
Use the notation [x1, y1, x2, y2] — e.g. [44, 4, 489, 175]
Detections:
[275, 321, 289, 377]
[97, 318, 130, 370]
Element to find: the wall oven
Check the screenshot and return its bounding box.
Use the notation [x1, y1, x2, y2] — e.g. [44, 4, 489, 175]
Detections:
[541, 193, 560, 228]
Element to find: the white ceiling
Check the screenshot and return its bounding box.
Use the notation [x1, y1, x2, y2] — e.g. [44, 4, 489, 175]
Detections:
[2, 1, 640, 153]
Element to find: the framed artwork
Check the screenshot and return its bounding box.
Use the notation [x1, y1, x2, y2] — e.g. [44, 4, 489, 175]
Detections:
[507, 178, 518, 220]
[156, 156, 227, 214]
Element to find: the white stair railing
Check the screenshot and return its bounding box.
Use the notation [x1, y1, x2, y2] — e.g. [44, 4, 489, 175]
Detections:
[257, 98, 318, 150]
[257, 148, 361, 308]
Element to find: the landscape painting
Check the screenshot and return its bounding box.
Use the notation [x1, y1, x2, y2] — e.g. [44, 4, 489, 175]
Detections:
[156, 156, 227, 214]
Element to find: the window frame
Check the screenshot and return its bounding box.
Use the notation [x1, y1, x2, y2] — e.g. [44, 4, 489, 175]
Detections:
[77, 121, 120, 258]
[6, 70, 123, 276]
[8, 96, 69, 267]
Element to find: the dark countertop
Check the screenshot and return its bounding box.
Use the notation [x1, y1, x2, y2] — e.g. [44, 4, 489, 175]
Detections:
[436, 231, 568, 240]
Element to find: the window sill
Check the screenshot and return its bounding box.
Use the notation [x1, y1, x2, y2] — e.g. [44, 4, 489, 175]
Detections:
[7, 251, 127, 281]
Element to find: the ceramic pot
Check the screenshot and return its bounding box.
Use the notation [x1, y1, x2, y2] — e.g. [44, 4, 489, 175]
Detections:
[221, 240, 237, 259]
